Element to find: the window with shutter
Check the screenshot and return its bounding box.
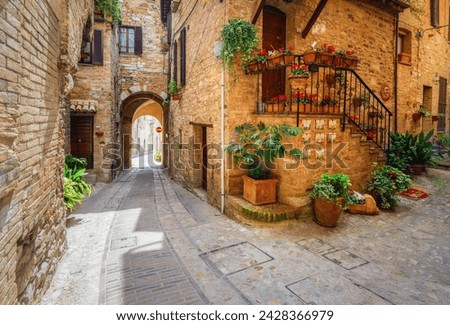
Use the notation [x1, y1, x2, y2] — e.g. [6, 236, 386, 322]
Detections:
[119, 26, 142, 55]
[92, 29, 103, 65]
[431, 0, 440, 27]
[180, 28, 186, 86]
[173, 41, 178, 83]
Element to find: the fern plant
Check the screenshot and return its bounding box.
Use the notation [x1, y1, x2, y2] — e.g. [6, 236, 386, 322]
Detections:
[63, 155, 92, 210]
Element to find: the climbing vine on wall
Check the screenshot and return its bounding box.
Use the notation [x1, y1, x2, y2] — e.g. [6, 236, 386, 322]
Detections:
[95, 0, 121, 24]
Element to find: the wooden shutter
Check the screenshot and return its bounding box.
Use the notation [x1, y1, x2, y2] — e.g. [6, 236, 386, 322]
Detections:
[173, 41, 178, 83]
[167, 11, 172, 44]
[160, 0, 171, 24]
[134, 27, 143, 55]
[431, 0, 440, 27]
[180, 27, 186, 86]
[92, 29, 103, 65]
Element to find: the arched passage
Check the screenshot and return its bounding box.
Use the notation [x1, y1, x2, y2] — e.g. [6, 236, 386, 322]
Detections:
[121, 91, 166, 169]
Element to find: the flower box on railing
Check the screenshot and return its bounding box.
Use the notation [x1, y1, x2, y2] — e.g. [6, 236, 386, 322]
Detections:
[246, 61, 266, 73]
[266, 53, 295, 68]
[320, 105, 340, 115]
[265, 101, 286, 114]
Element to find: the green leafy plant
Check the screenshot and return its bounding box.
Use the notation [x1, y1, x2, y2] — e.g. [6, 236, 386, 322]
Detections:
[64, 155, 91, 210]
[437, 134, 450, 153]
[418, 105, 431, 117]
[95, 0, 121, 24]
[367, 163, 411, 210]
[154, 150, 162, 162]
[225, 122, 303, 179]
[220, 19, 260, 71]
[168, 80, 179, 95]
[309, 173, 352, 207]
[290, 64, 309, 76]
[389, 130, 437, 171]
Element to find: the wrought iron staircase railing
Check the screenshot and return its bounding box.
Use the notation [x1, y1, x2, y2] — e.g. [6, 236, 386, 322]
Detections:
[337, 68, 393, 153]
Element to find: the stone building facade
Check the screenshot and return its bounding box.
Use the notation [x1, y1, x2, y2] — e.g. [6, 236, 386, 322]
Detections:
[0, 0, 92, 304]
[167, 0, 411, 215]
[397, 0, 450, 135]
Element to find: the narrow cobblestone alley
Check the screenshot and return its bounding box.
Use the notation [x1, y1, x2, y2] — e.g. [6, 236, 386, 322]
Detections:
[41, 166, 450, 305]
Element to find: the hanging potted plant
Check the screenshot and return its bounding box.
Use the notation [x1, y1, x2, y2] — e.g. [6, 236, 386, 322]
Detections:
[309, 173, 352, 227]
[343, 49, 359, 69]
[225, 122, 303, 205]
[168, 80, 180, 100]
[289, 64, 309, 91]
[220, 19, 260, 74]
[316, 43, 335, 66]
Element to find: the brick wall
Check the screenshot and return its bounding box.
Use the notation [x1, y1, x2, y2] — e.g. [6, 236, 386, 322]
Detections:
[0, 0, 90, 304]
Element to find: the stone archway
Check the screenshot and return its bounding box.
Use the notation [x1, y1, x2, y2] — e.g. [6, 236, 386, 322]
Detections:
[121, 91, 166, 169]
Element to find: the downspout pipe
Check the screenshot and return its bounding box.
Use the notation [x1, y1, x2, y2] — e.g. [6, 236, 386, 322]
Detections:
[220, 66, 225, 214]
[394, 12, 399, 133]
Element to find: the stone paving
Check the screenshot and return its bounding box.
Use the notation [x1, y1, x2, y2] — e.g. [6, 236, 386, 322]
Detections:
[41, 166, 450, 305]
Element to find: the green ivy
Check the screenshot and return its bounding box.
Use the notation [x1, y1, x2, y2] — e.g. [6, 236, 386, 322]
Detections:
[220, 19, 259, 71]
[95, 0, 121, 24]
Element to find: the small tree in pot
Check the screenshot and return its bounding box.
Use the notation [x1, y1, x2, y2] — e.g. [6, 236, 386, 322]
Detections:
[309, 173, 352, 227]
[225, 122, 302, 205]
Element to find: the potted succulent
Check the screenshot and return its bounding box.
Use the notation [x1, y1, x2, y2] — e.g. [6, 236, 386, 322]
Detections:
[289, 63, 309, 91]
[225, 122, 303, 205]
[309, 173, 352, 227]
[367, 163, 411, 210]
[168, 80, 180, 100]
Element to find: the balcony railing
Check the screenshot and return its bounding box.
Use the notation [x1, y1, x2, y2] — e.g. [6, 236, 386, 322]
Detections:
[250, 56, 392, 152]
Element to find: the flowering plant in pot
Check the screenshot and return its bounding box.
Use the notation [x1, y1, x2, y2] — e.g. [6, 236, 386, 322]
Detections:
[168, 80, 180, 100]
[343, 49, 359, 68]
[267, 46, 295, 67]
[289, 64, 309, 90]
[309, 173, 352, 227]
[225, 122, 303, 205]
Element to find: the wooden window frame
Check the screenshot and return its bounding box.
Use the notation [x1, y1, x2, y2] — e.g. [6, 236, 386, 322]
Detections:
[119, 26, 143, 55]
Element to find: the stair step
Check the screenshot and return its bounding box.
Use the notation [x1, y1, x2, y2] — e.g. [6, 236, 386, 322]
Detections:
[84, 171, 97, 185]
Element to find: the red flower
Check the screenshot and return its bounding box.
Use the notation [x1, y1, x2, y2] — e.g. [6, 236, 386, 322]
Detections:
[327, 45, 335, 53]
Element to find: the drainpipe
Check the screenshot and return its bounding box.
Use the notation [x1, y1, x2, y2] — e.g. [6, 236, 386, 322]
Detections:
[394, 12, 399, 133]
[220, 65, 225, 214]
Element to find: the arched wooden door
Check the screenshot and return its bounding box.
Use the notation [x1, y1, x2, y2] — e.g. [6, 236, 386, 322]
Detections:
[262, 6, 286, 102]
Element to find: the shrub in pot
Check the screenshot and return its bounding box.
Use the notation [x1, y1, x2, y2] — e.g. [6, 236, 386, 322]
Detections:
[367, 163, 411, 210]
[309, 173, 352, 227]
[225, 122, 302, 205]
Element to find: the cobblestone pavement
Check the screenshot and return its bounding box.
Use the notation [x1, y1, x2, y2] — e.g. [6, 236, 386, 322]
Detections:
[41, 166, 450, 305]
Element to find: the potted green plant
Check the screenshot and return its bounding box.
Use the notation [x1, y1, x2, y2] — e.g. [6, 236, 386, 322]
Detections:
[220, 19, 260, 73]
[367, 163, 411, 210]
[409, 130, 436, 174]
[225, 122, 303, 205]
[309, 173, 352, 227]
[168, 80, 180, 100]
[289, 64, 309, 91]
[389, 130, 437, 174]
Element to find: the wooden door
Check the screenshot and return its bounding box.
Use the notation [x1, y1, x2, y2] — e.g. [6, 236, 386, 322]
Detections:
[201, 126, 207, 190]
[262, 6, 286, 102]
[70, 116, 93, 169]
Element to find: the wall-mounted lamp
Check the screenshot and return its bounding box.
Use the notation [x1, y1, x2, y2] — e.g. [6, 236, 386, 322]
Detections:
[416, 24, 450, 38]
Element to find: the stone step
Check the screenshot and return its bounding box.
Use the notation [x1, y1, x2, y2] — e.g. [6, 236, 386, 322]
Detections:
[83, 171, 97, 185]
[228, 195, 299, 223]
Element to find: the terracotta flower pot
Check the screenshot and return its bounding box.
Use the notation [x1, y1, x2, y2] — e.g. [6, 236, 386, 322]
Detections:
[242, 175, 278, 206]
[410, 164, 425, 175]
[289, 75, 308, 91]
[303, 50, 317, 64]
[313, 197, 343, 227]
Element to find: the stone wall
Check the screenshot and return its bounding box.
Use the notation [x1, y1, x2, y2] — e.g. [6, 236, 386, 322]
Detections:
[70, 20, 119, 182]
[118, 0, 168, 170]
[0, 0, 91, 304]
[397, 0, 450, 134]
[168, 0, 400, 210]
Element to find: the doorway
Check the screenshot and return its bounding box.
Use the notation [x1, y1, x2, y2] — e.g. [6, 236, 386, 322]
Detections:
[70, 115, 94, 169]
[438, 77, 447, 133]
[262, 6, 286, 102]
